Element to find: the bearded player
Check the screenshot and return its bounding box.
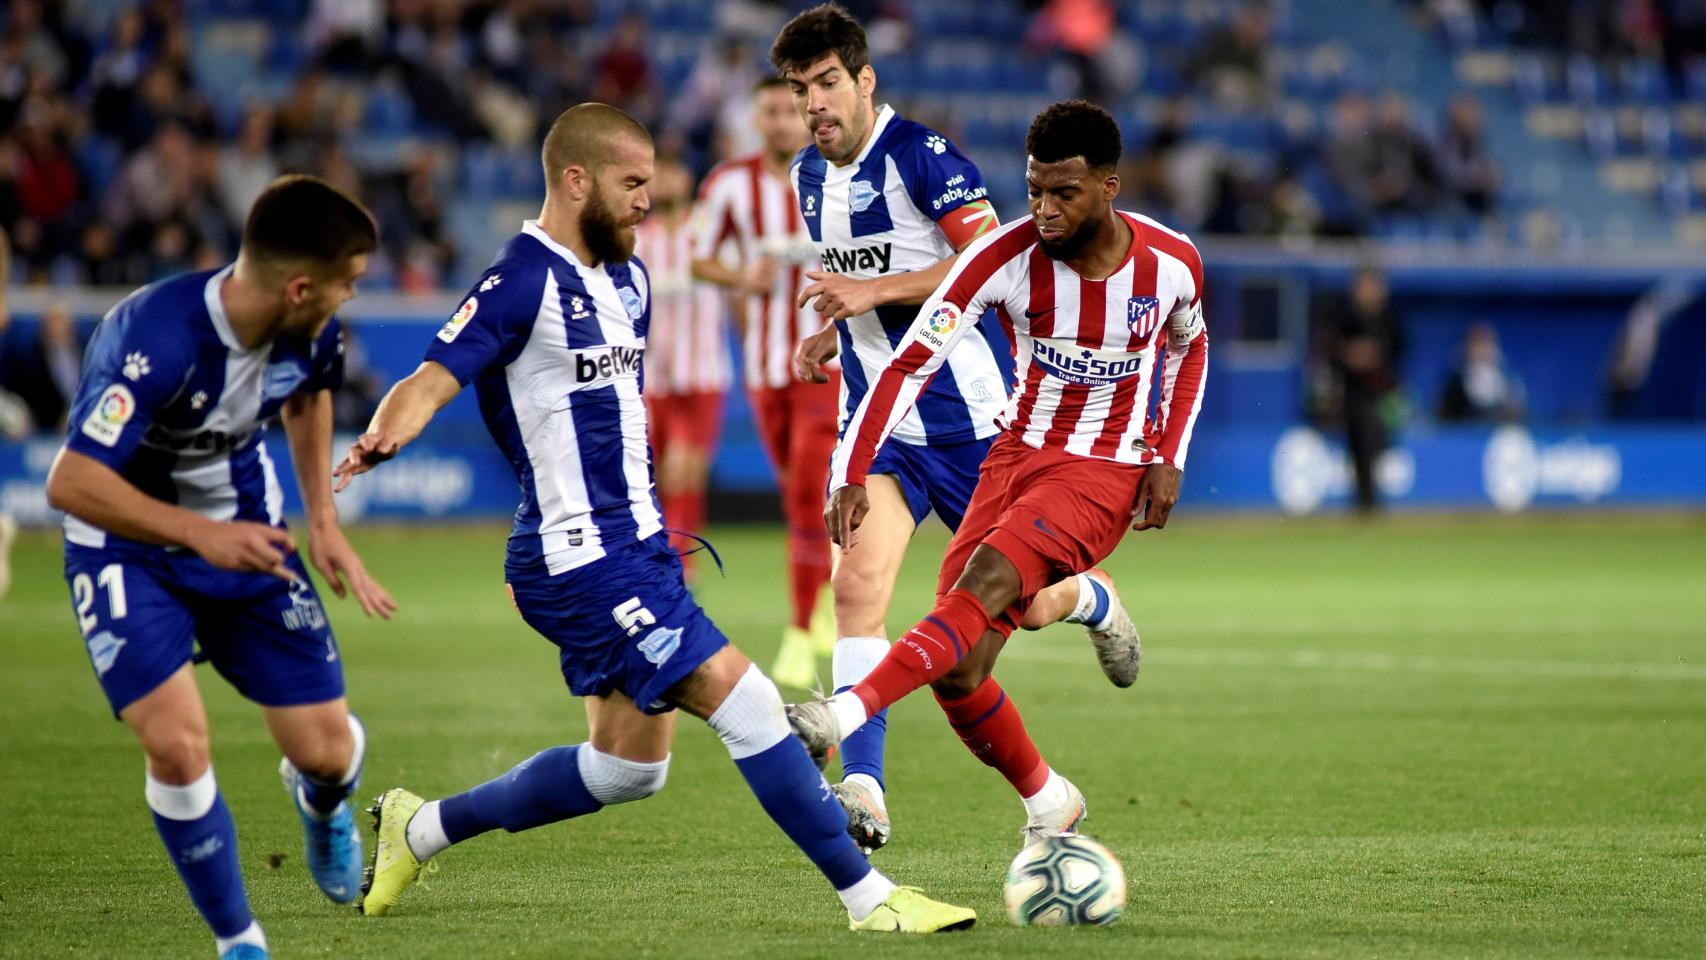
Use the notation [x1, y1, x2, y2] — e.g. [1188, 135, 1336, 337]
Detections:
[788, 101, 1210, 848]
[772, 4, 1142, 855]
[338, 103, 975, 932]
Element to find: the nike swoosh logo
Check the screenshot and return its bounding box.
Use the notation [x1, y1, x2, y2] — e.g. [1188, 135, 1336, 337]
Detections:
[1024, 308, 1054, 320]
[1033, 517, 1061, 541]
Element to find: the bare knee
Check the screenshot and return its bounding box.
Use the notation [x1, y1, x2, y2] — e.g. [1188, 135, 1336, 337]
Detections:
[279, 712, 357, 781]
[952, 547, 1024, 617]
[930, 660, 987, 701]
[141, 726, 211, 784]
[833, 561, 892, 636]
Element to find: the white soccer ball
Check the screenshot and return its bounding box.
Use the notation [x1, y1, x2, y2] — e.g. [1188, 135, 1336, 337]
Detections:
[1003, 835, 1126, 927]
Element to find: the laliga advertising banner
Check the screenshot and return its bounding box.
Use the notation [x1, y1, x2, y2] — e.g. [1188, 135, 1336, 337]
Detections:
[1181, 425, 1706, 513]
[2, 426, 1703, 525]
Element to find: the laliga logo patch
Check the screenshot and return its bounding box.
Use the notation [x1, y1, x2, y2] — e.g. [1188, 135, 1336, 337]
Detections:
[439, 296, 478, 343]
[849, 179, 880, 213]
[1126, 296, 1161, 338]
[80, 383, 135, 447]
[920, 303, 961, 349]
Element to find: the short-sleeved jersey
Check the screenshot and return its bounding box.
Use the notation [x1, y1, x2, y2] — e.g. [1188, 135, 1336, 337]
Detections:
[62, 266, 344, 552]
[790, 105, 1012, 445]
[831, 212, 1210, 490]
[635, 217, 730, 396]
[426, 220, 662, 575]
[692, 152, 820, 391]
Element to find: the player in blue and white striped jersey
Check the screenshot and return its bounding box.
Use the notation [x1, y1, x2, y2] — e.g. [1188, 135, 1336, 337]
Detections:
[770, 3, 1140, 858]
[45, 176, 396, 960]
[335, 103, 975, 933]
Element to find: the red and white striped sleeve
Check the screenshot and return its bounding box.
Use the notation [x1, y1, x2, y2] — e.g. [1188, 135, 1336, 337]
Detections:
[689, 162, 742, 262]
[828, 219, 1035, 490]
[1152, 231, 1208, 469]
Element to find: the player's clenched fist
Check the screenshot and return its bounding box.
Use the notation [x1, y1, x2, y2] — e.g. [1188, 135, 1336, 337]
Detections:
[794, 322, 840, 383]
[825, 483, 871, 547]
[332, 432, 402, 491]
[189, 519, 298, 580]
[1133, 463, 1182, 531]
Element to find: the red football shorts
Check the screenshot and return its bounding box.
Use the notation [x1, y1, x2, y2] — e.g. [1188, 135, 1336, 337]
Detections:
[646, 390, 725, 452]
[936, 431, 1147, 602]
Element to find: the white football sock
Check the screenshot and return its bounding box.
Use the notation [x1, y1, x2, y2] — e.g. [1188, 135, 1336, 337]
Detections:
[837, 867, 898, 921]
[843, 772, 887, 808]
[214, 920, 267, 955]
[1021, 768, 1069, 817]
[405, 800, 450, 862]
[826, 691, 869, 741]
[832, 636, 888, 692]
[1066, 574, 1115, 629]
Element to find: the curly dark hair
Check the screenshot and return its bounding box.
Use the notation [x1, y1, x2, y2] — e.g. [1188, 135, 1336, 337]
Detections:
[1025, 100, 1123, 173]
[770, 3, 870, 79]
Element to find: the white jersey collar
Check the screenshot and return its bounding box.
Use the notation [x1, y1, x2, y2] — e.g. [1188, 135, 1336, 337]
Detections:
[203, 264, 246, 352]
[523, 219, 590, 269]
[839, 104, 896, 169]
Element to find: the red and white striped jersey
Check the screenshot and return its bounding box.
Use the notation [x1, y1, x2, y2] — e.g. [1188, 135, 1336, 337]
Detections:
[636, 217, 731, 396]
[691, 152, 823, 391]
[831, 211, 1209, 489]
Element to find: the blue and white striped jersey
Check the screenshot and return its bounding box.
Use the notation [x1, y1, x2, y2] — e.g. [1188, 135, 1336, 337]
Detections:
[426, 221, 660, 576]
[62, 266, 345, 551]
[790, 104, 1014, 446]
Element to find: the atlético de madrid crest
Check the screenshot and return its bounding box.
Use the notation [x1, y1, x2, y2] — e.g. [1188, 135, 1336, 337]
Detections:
[1126, 296, 1161, 337]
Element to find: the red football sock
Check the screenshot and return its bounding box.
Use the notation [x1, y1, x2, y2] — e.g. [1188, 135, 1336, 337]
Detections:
[934, 677, 1049, 797]
[851, 589, 992, 715]
[786, 532, 830, 630]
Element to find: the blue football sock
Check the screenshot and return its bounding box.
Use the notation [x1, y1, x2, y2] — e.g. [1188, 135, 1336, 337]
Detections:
[147, 772, 253, 940]
[733, 737, 873, 890]
[438, 745, 602, 843]
[835, 684, 888, 791]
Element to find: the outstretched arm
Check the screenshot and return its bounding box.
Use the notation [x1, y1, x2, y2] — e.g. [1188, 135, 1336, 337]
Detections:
[332, 361, 462, 491]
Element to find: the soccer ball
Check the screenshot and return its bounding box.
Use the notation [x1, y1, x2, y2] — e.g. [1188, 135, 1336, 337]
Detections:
[1003, 835, 1126, 927]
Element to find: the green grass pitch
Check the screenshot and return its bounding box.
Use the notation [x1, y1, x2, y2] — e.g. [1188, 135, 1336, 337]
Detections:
[3, 515, 1704, 959]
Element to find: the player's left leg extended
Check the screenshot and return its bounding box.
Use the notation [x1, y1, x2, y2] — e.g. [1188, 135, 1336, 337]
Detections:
[263, 700, 365, 904]
[671, 646, 974, 932]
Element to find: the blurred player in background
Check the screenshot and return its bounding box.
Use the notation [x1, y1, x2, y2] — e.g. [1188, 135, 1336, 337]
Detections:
[772, 3, 1141, 855]
[790, 102, 1210, 848]
[637, 154, 731, 578]
[689, 76, 836, 681]
[0, 225, 15, 603]
[337, 103, 976, 933]
[44, 176, 397, 960]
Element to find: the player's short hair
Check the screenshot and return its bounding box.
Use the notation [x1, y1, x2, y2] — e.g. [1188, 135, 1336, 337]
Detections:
[770, 3, 870, 79]
[753, 74, 791, 95]
[1026, 101, 1124, 174]
[541, 102, 653, 186]
[242, 175, 378, 267]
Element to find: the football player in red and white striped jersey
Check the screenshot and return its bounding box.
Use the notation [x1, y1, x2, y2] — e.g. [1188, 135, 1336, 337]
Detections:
[638, 156, 732, 578]
[689, 77, 838, 670]
[788, 101, 1209, 844]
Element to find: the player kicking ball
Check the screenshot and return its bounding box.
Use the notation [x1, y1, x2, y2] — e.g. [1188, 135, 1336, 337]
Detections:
[788, 101, 1211, 849]
[334, 103, 974, 933]
[45, 176, 397, 960]
[771, 3, 1143, 856]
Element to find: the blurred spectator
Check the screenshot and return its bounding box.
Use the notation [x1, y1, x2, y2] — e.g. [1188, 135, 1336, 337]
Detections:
[1437, 93, 1498, 217]
[1313, 266, 1406, 513]
[1439, 324, 1525, 422]
[0, 299, 82, 433]
[13, 98, 80, 271]
[306, 0, 383, 72]
[1186, 1, 1275, 108]
[332, 323, 387, 432]
[220, 108, 280, 227]
[592, 14, 657, 126]
[102, 121, 196, 243]
[671, 37, 764, 162]
[1327, 92, 1440, 222]
[1028, 0, 1118, 101]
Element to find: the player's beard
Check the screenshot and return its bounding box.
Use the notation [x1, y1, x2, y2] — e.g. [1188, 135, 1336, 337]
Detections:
[1037, 209, 1105, 262]
[581, 183, 637, 264]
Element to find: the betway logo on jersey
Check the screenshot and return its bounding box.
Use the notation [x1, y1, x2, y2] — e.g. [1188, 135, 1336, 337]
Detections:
[572, 346, 644, 386]
[142, 423, 254, 454]
[819, 242, 893, 275]
[1032, 340, 1148, 386]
